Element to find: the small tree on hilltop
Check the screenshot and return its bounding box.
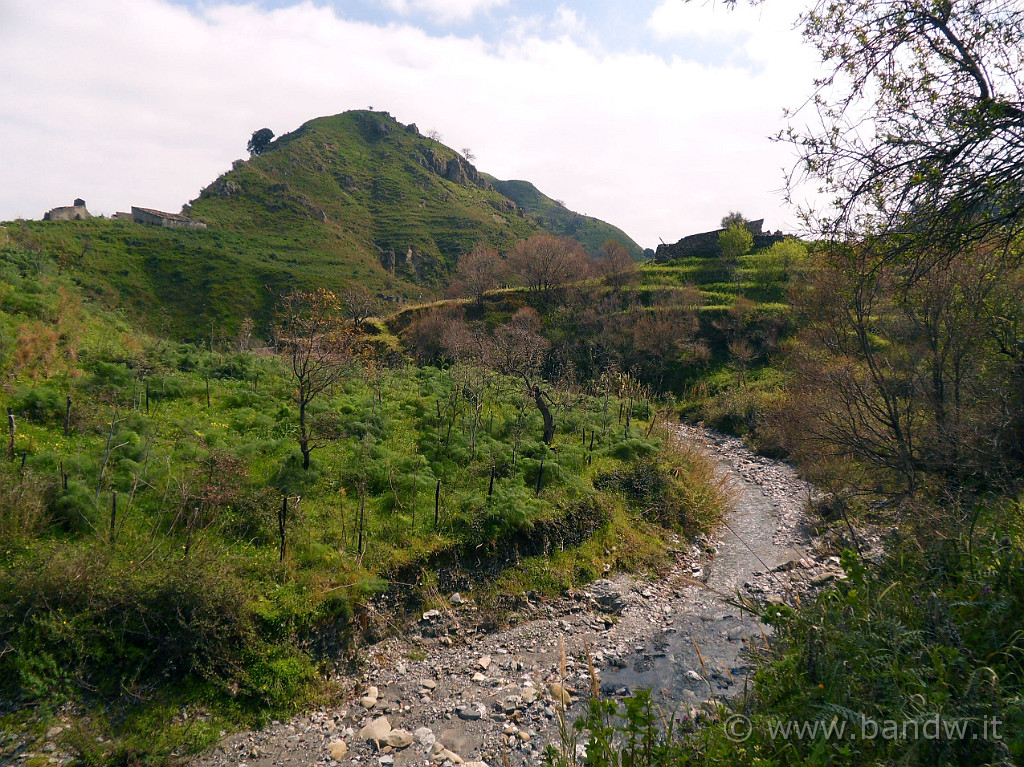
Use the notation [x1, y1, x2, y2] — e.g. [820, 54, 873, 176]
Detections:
[720, 211, 747, 229]
[247, 128, 275, 157]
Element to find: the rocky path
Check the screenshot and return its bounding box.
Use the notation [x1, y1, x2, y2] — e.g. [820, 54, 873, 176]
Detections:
[191, 425, 841, 767]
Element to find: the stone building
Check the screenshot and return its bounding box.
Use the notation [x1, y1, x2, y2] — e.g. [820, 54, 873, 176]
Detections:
[131, 206, 207, 229]
[654, 219, 786, 263]
[43, 199, 91, 221]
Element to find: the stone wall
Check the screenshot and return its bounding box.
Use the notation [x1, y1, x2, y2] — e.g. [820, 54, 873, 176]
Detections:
[131, 206, 207, 229]
[654, 219, 785, 262]
[43, 200, 91, 221]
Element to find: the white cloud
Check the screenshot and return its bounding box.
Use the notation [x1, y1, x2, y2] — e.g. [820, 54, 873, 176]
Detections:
[376, 0, 508, 23]
[0, 0, 825, 246]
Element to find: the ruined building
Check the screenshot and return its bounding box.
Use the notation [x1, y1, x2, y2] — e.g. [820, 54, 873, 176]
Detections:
[43, 199, 91, 221]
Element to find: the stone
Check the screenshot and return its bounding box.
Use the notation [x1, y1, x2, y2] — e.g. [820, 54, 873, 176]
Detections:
[414, 726, 436, 748]
[327, 740, 348, 760]
[517, 730, 531, 742]
[589, 580, 628, 614]
[450, 592, 465, 605]
[477, 655, 491, 670]
[379, 756, 395, 767]
[457, 703, 484, 721]
[386, 729, 414, 749]
[359, 716, 392, 742]
[420, 678, 437, 690]
[472, 672, 487, 683]
[360, 695, 378, 709]
[549, 683, 572, 706]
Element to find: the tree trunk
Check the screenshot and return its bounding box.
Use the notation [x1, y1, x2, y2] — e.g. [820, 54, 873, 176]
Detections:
[533, 386, 555, 444]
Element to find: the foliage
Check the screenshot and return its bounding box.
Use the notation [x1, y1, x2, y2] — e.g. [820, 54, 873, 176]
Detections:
[0, 241, 733, 763]
[785, 0, 1024, 256]
[718, 222, 753, 262]
[246, 128, 275, 157]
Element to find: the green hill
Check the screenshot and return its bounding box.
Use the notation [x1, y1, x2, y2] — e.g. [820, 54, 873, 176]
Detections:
[5, 110, 643, 342]
[485, 176, 644, 259]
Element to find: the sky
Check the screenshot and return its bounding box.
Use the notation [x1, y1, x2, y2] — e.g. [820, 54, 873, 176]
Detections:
[0, 0, 823, 249]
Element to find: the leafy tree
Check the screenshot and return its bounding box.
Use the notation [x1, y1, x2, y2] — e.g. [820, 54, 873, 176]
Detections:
[784, 0, 1024, 255]
[777, 0, 1024, 501]
[718, 222, 753, 261]
[247, 128, 275, 157]
[720, 211, 747, 228]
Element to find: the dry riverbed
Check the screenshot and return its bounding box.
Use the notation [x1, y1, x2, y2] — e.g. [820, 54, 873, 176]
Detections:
[187, 424, 850, 767]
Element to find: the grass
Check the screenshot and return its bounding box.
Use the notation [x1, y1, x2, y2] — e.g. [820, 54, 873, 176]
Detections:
[0, 241, 728, 765]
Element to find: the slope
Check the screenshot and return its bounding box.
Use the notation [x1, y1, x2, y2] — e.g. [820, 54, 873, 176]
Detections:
[485, 176, 645, 260]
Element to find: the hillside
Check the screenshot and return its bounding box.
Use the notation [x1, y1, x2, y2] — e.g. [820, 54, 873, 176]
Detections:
[5, 110, 643, 342]
[484, 176, 645, 259]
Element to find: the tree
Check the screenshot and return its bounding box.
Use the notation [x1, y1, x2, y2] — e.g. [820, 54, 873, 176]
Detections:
[776, 0, 1024, 499]
[448, 245, 508, 303]
[508, 234, 590, 296]
[339, 287, 381, 328]
[718, 222, 753, 261]
[274, 290, 353, 470]
[594, 239, 638, 286]
[784, 0, 1024, 255]
[720, 211, 747, 228]
[461, 147, 475, 162]
[487, 308, 558, 443]
[247, 128, 275, 157]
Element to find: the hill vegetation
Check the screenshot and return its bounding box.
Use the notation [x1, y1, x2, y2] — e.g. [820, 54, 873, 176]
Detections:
[4, 110, 642, 344]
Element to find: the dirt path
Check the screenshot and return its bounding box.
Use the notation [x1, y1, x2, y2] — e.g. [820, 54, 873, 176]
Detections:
[191, 425, 838, 767]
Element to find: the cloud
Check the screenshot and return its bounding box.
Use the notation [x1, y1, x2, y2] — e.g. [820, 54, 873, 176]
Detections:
[0, 0, 824, 245]
[375, 0, 508, 23]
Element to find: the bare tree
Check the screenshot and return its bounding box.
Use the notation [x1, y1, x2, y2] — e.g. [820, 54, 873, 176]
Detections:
[594, 239, 638, 286]
[507, 234, 591, 297]
[274, 289, 353, 470]
[340, 287, 381, 328]
[487, 308, 558, 443]
[448, 245, 508, 303]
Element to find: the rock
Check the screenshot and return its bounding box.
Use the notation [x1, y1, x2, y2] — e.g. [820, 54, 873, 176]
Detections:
[472, 672, 487, 683]
[422, 609, 441, 621]
[589, 580, 628, 614]
[549, 682, 572, 706]
[359, 716, 392, 742]
[385, 729, 414, 749]
[450, 592, 465, 605]
[360, 695, 378, 708]
[477, 654, 491, 670]
[522, 686, 537, 703]
[379, 756, 395, 767]
[517, 730, 531, 742]
[457, 703, 485, 721]
[414, 726, 436, 748]
[726, 626, 746, 641]
[420, 678, 437, 690]
[45, 727, 63, 740]
[327, 740, 348, 760]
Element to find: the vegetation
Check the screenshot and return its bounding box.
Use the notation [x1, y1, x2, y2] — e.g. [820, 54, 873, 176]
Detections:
[0, 234, 725, 764]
